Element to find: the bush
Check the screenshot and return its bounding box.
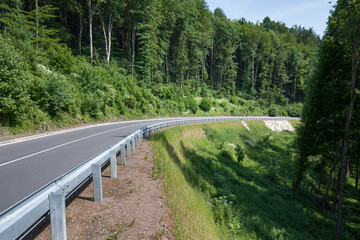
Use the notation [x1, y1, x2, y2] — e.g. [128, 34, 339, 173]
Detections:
[185, 96, 198, 114]
[48, 44, 75, 74]
[229, 96, 239, 104]
[0, 35, 31, 125]
[287, 103, 302, 117]
[32, 74, 75, 117]
[268, 106, 278, 116]
[199, 98, 212, 112]
[125, 95, 137, 109]
[235, 144, 245, 162]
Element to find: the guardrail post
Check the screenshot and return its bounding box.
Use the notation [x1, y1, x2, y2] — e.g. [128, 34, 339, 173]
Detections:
[110, 150, 117, 178]
[138, 132, 142, 143]
[120, 143, 126, 165]
[126, 139, 131, 157]
[92, 164, 102, 202]
[132, 137, 136, 151]
[135, 134, 139, 147]
[49, 188, 66, 240]
[143, 128, 148, 137]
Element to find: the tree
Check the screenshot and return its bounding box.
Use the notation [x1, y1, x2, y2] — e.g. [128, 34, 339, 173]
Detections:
[98, 0, 123, 65]
[332, 1, 360, 239]
[87, 0, 98, 63]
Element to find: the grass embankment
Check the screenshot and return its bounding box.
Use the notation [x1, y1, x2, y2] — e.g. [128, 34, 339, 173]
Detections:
[151, 121, 359, 239]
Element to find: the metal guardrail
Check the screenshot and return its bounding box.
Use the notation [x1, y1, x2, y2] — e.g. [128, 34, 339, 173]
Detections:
[0, 116, 300, 240]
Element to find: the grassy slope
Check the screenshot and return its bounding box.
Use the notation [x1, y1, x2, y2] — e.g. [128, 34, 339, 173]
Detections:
[151, 121, 359, 240]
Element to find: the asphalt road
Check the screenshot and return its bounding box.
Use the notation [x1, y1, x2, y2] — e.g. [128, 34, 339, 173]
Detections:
[0, 119, 167, 214]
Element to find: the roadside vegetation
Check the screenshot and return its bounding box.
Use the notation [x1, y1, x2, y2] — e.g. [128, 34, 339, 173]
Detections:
[151, 121, 360, 239]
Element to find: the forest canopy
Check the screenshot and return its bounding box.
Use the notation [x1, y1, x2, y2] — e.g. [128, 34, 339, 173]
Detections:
[0, 0, 318, 130]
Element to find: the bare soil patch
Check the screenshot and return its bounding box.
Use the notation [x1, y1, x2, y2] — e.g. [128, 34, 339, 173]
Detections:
[35, 139, 173, 240]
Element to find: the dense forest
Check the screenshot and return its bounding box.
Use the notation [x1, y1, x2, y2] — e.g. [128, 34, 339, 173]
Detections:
[0, 0, 318, 131]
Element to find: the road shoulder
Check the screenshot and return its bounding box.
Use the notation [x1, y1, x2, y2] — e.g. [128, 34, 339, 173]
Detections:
[35, 139, 174, 240]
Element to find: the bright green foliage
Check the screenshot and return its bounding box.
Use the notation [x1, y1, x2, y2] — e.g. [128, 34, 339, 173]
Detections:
[199, 98, 212, 112]
[185, 95, 198, 114]
[0, 35, 31, 125]
[268, 105, 278, 117]
[48, 44, 75, 74]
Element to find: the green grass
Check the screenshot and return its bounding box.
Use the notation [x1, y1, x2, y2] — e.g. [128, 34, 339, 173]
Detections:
[151, 121, 359, 239]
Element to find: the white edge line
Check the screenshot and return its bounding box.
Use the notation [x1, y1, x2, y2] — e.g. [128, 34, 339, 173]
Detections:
[0, 123, 146, 168]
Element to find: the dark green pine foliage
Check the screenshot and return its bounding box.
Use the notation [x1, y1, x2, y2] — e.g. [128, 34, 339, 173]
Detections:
[295, 1, 360, 239]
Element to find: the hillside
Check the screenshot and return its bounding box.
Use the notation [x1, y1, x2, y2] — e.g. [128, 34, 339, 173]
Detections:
[0, 0, 312, 134]
[151, 121, 360, 239]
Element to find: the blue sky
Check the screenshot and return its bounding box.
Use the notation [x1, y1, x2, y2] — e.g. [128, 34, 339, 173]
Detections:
[205, 0, 334, 37]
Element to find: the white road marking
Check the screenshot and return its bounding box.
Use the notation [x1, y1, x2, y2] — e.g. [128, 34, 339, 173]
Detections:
[0, 123, 144, 168]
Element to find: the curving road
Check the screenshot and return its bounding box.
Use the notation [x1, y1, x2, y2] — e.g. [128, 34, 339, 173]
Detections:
[0, 116, 299, 217]
[0, 119, 168, 214]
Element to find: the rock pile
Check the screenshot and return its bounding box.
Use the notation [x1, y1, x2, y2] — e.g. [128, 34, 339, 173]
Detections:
[264, 120, 295, 132]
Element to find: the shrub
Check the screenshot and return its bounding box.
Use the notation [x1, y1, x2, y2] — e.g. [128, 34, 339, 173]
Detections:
[33, 74, 75, 117]
[48, 44, 75, 74]
[199, 98, 212, 112]
[229, 96, 239, 105]
[0, 35, 31, 125]
[185, 96, 198, 114]
[287, 103, 302, 117]
[235, 144, 245, 162]
[268, 105, 278, 116]
[125, 95, 137, 109]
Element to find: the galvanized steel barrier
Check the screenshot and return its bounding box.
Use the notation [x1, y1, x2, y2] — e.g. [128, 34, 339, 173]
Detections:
[0, 116, 299, 240]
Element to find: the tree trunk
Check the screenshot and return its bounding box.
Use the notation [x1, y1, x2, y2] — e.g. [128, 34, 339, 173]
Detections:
[332, 166, 341, 213]
[211, 34, 214, 91]
[295, 152, 307, 194]
[99, 11, 108, 61]
[165, 50, 169, 84]
[254, 62, 259, 89]
[242, 62, 246, 97]
[293, 68, 297, 103]
[1, 3, 6, 34]
[35, 0, 39, 50]
[99, 8, 113, 65]
[335, 15, 360, 240]
[202, 59, 205, 84]
[356, 154, 359, 190]
[107, 12, 113, 64]
[318, 156, 325, 191]
[79, 13, 83, 55]
[251, 56, 255, 91]
[180, 69, 184, 91]
[87, 0, 94, 63]
[131, 18, 136, 76]
[322, 137, 341, 209]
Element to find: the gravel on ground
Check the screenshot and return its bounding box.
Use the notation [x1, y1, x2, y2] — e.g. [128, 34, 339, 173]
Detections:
[35, 139, 174, 240]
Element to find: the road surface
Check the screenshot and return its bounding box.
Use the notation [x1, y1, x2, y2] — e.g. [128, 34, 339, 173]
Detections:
[0, 119, 166, 214]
